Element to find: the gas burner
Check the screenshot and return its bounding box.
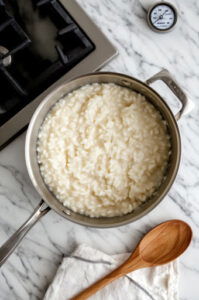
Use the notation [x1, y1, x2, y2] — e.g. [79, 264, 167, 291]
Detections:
[0, 46, 11, 66]
[0, 0, 117, 149]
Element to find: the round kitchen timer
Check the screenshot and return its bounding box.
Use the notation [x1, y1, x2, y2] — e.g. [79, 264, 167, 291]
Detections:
[147, 2, 178, 32]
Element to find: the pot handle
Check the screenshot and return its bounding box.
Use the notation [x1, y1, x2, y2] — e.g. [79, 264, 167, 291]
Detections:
[146, 69, 194, 120]
[0, 200, 50, 267]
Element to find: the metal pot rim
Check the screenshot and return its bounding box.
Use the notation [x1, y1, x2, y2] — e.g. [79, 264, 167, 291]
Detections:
[25, 70, 181, 228]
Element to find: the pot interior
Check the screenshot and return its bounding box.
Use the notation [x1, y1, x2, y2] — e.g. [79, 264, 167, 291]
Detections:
[25, 72, 181, 227]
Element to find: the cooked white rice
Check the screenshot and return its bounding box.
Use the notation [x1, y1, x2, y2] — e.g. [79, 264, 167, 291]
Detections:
[37, 83, 170, 217]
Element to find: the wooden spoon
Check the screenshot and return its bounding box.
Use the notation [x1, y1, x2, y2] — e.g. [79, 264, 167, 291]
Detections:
[71, 219, 192, 300]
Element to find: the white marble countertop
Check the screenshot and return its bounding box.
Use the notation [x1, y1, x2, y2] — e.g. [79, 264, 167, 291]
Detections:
[0, 0, 199, 299]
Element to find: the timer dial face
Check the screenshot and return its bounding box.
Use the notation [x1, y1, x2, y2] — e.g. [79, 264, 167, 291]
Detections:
[148, 3, 177, 32]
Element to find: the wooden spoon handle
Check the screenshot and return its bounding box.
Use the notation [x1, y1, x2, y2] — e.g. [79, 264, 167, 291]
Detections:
[70, 267, 123, 300]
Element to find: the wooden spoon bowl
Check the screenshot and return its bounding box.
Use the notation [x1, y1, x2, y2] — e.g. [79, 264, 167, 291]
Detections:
[71, 219, 192, 300]
[139, 220, 192, 265]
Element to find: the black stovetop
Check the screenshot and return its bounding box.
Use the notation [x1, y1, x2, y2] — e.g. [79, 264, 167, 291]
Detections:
[0, 0, 95, 126]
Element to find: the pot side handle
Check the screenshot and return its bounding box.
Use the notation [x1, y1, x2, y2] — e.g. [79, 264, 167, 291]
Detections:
[0, 200, 50, 267]
[146, 69, 194, 121]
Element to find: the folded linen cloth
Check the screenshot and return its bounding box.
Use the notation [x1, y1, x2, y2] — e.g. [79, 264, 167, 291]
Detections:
[44, 244, 179, 300]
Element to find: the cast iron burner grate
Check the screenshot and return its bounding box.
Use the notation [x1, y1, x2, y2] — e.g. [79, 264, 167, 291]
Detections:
[0, 0, 95, 126]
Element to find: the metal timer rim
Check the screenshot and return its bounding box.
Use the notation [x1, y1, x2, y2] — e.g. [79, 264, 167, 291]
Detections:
[147, 1, 178, 33]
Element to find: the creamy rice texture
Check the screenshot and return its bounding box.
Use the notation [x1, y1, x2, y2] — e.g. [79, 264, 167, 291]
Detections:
[37, 83, 170, 217]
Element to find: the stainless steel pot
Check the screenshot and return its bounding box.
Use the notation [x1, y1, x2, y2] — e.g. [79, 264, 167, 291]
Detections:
[0, 69, 193, 266]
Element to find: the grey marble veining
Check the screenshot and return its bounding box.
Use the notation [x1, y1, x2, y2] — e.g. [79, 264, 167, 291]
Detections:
[0, 0, 199, 299]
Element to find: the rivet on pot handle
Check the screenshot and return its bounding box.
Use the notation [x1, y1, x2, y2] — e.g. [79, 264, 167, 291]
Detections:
[146, 69, 194, 121]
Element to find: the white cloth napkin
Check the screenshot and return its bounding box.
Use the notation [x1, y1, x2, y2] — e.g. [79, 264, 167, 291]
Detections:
[44, 244, 179, 300]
